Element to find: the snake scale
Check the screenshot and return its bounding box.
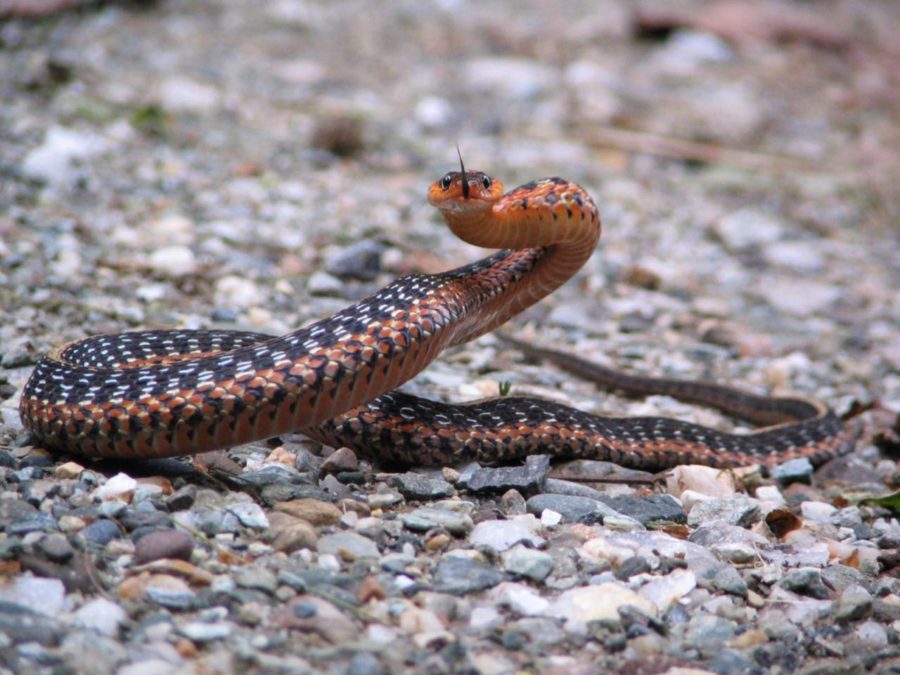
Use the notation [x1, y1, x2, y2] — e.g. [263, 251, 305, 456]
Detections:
[19, 162, 855, 470]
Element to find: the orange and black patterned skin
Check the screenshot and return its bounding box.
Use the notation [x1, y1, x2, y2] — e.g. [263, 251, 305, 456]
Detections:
[19, 170, 854, 469]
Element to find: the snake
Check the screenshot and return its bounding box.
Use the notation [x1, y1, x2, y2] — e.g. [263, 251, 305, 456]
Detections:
[19, 159, 855, 471]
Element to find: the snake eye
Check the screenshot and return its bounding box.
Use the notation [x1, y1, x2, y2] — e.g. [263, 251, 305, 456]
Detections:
[481, 175, 492, 190]
[440, 174, 453, 190]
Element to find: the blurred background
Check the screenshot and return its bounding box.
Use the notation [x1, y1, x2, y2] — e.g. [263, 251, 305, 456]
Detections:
[1, 0, 898, 413]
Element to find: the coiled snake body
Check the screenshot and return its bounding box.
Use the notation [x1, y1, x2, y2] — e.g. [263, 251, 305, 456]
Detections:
[19, 167, 854, 470]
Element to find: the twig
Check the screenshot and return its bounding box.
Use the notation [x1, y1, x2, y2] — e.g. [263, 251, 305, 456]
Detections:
[581, 126, 822, 172]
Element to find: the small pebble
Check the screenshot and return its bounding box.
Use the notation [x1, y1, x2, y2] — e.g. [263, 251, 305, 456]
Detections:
[82, 519, 122, 546]
[401, 508, 474, 536]
[468, 518, 544, 553]
[147, 245, 197, 277]
[74, 598, 127, 636]
[320, 447, 359, 473]
[833, 585, 873, 623]
[433, 556, 505, 596]
[501, 546, 555, 582]
[317, 532, 380, 560]
[134, 530, 195, 564]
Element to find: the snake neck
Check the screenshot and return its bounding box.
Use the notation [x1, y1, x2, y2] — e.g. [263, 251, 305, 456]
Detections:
[440, 179, 602, 344]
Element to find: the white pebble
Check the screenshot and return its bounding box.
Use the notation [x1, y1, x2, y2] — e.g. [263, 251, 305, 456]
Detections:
[755, 485, 786, 506]
[415, 96, 453, 129]
[94, 472, 137, 501]
[714, 209, 784, 251]
[800, 501, 838, 522]
[74, 598, 127, 636]
[215, 275, 265, 307]
[157, 76, 220, 113]
[489, 582, 550, 616]
[640, 569, 697, 613]
[148, 245, 197, 277]
[540, 509, 562, 527]
[21, 125, 110, 186]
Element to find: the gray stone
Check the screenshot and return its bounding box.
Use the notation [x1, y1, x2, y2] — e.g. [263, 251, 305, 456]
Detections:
[0, 498, 37, 522]
[713, 565, 748, 598]
[391, 473, 454, 500]
[831, 506, 863, 528]
[347, 651, 385, 675]
[500, 489, 528, 514]
[708, 649, 758, 675]
[779, 568, 831, 599]
[6, 510, 58, 535]
[234, 567, 278, 594]
[458, 455, 551, 494]
[525, 494, 618, 524]
[165, 484, 197, 511]
[687, 495, 760, 528]
[144, 586, 196, 609]
[325, 239, 383, 280]
[685, 613, 736, 654]
[854, 620, 888, 647]
[120, 507, 170, 532]
[691, 522, 766, 547]
[307, 270, 344, 296]
[873, 599, 900, 623]
[821, 565, 870, 594]
[317, 532, 380, 560]
[186, 506, 240, 535]
[226, 501, 269, 529]
[0, 601, 64, 645]
[58, 631, 127, 674]
[97, 500, 128, 519]
[36, 533, 74, 562]
[614, 555, 651, 581]
[235, 465, 308, 487]
[597, 494, 687, 525]
[501, 546, 555, 582]
[469, 519, 544, 553]
[503, 617, 565, 651]
[433, 556, 505, 595]
[401, 508, 474, 535]
[771, 457, 814, 485]
[542, 477, 605, 499]
[832, 584, 872, 623]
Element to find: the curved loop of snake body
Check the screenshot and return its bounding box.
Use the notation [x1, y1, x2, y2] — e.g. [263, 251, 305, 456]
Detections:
[19, 170, 854, 470]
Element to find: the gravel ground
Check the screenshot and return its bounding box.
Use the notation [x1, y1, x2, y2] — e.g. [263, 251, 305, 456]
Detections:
[1, 1, 900, 673]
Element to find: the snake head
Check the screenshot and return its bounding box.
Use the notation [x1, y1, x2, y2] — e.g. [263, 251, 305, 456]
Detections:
[427, 170, 504, 215]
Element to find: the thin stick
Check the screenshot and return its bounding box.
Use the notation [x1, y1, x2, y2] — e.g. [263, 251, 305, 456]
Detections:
[580, 126, 824, 172]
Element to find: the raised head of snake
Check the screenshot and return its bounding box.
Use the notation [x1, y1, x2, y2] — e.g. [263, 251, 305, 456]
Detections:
[427, 168, 504, 232]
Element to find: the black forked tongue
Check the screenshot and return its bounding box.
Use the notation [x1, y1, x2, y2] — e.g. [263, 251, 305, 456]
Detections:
[457, 146, 469, 198]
